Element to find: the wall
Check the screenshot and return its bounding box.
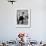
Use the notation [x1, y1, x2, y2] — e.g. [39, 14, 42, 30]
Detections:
[0, 0, 46, 41]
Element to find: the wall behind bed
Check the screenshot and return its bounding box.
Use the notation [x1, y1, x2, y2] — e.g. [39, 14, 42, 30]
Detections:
[0, 0, 46, 42]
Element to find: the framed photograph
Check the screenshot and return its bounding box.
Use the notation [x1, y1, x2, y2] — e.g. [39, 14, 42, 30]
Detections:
[16, 8, 31, 28]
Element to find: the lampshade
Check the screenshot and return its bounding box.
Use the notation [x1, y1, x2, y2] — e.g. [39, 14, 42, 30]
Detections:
[8, 0, 16, 4]
[8, 0, 16, 1]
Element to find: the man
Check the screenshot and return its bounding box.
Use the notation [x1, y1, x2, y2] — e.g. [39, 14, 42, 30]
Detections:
[17, 12, 25, 24]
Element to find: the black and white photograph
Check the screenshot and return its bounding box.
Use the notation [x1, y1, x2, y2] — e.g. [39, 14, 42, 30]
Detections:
[16, 9, 31, 28]
[17, 10, 28, 25]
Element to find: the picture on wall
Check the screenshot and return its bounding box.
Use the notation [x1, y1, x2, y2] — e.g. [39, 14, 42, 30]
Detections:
[16, 8, 31, 28]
